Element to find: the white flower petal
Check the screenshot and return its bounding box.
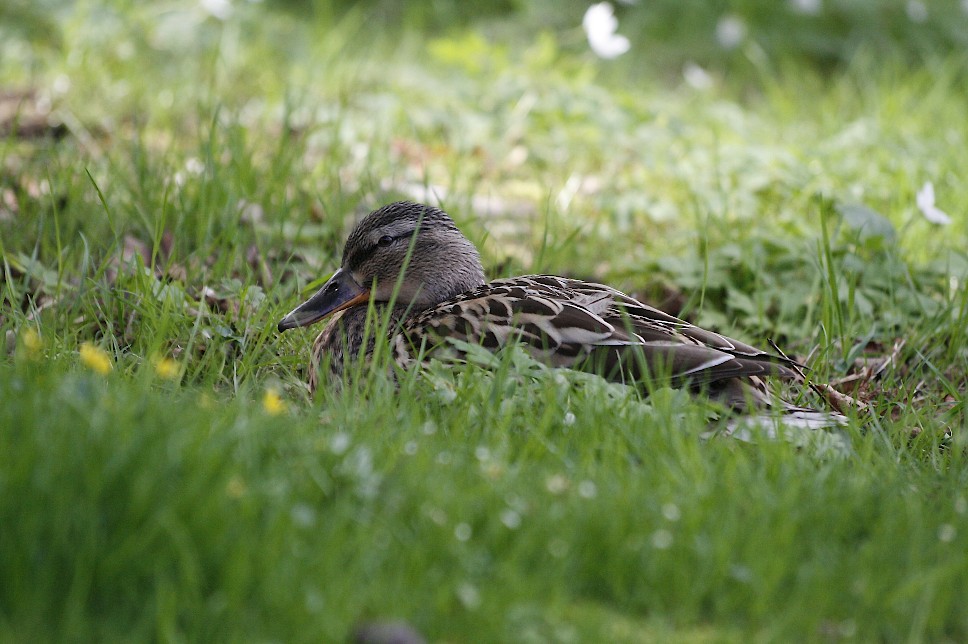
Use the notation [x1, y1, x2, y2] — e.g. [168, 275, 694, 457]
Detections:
[916, 181, 935, 210]
[200, 0, 232, 20]
[716, 15, 747, 49]
[906, 0, 928, 23]
[922, 205, 952, 225]
[917, 182, 952, 225]
[583, 2, 630, 59]
[789, 0, 822, 15]
[589, 33, 630, 58]
[683, 62, 713, 90]
[583, 3, 618, 35]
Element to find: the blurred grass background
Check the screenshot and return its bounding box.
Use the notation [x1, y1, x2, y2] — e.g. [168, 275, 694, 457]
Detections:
[2, 0, 968, 641]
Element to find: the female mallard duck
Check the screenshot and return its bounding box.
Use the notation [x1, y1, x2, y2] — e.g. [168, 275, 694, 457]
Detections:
[278, 201, 843, 426]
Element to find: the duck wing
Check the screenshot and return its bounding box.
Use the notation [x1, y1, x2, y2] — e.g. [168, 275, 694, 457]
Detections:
[398, 274, 802, 389]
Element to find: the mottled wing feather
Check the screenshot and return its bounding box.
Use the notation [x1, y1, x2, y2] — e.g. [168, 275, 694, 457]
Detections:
[398, 274, 801, 388]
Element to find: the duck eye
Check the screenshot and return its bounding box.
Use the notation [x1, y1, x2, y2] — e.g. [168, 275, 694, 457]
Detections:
[377, 235, 395, 248]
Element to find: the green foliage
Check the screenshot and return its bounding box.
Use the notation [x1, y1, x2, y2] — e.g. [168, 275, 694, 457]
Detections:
[2, 0, 968, 640]
[608, 0, 968, 71]
[1, 356, 966, 641]
[266, 0, 522, 31]
[255, 0, 968, 71]
[0, 0, 63, 50]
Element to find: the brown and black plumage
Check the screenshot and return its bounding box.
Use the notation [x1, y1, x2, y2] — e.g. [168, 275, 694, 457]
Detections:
[278, 201, 843, 427]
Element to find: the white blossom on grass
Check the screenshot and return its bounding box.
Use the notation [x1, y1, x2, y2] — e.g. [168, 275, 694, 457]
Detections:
[457, 583, 481, 610]
[500, 509, 521, 529]
[916, 181, 952, 225]
[906, 0, 928, 23]
[651, 529, 673, 549]
[661, 502, 681, 522]
[683, 62, 713, 90]
[546, 474, 569, 494]
[201, 0, 232, 20]
[184, 157, 205, 175]
[330, 432, 350, 454]
[789, 0, 822, 15]
[715, 15, 747, 49]
[583, 3, 630, 59]
[939, 524, 956, 543]
[548, 538, 569, 558]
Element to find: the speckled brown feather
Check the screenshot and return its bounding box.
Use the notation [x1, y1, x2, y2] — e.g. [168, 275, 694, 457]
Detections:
[388, 275, 807, 408]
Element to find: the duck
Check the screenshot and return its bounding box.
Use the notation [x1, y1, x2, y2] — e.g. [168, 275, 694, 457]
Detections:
[278, 201, 845, 427]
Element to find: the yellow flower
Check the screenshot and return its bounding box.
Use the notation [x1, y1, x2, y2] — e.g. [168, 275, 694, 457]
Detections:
[481, 461, 504, 481]
[21, 328, 42, 356]
[226, 475, 247, 498]
[262, 388, 286, 415]
[79, 342, 113, 375]
[153, 355, 180, 380]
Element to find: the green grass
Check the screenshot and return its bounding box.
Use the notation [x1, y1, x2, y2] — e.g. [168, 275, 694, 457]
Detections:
[3, 354, 966, 641]
[3, 1, 968, 641]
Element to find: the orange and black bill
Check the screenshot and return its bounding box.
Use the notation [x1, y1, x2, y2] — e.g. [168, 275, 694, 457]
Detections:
[277, 268, 370, 332]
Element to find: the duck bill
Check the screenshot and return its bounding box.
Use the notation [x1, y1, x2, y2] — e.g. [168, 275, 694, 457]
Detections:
[277, 268, 370, 332]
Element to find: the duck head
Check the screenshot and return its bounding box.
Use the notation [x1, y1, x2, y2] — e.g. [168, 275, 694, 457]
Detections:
[277, 201, 486, 332]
